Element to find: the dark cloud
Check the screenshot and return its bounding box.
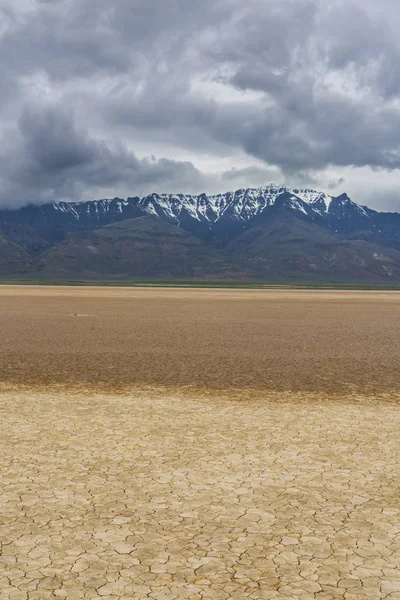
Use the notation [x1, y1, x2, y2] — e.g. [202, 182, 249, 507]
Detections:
[0, 104, 207, 207]
[327, 178, 346, 190]
[362, 187, 400, 213]
[0, 0, 400, 209]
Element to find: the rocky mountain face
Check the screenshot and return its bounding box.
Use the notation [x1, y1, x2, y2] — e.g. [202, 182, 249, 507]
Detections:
[0, 185, 400, 281]
[35, 217, 238, 280]
[0, 198, 143, 242]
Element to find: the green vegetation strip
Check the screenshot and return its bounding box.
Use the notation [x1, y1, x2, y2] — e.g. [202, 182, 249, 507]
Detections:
[1, 278, 400, 290]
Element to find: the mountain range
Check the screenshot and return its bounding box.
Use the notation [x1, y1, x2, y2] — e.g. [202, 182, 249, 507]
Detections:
[1, 184, 400, 282]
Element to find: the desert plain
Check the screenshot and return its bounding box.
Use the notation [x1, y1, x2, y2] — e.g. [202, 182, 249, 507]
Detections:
[1, 285, 400, 600]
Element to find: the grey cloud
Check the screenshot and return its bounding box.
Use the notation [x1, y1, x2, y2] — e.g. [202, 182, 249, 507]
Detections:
[0, 0, 221, 81]
[220, 165, 282, 189]
[0, 0, 400, 210]
[361, 188, 400, 213]
[210, 1, 400, 171]
[327, 178, 346, 190]
[88, 0, 400, 174]
[0, 105, 207, 207]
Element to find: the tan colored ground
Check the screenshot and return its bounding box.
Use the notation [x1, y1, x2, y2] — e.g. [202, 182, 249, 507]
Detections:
[0, 286, 400, 393]
[1, 286, 400, 600]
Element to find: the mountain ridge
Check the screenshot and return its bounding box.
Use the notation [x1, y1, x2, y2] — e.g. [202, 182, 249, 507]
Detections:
[0, 183, 381, 227]
[0, 184, 392, 238]
[0, 184, 400, 281]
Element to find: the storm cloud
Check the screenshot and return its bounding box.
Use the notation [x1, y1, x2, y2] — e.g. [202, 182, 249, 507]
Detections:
[1, 0, 400, 209]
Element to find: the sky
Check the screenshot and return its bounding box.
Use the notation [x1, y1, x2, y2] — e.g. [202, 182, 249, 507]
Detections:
[1, 0, 400, 211]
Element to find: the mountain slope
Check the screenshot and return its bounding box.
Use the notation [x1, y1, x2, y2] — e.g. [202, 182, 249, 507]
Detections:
[0, 197, 144, 242]
[0, 234, 32, 274]
[34, 216, 238, 279]
[224, 204, 400, 281]
[1, 185, 399, 251]
[0, 221, 51, 255]
[0, 184, 400, 281]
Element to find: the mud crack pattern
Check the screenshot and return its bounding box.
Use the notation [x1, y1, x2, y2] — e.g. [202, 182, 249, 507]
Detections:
[1, 387, 400, 600]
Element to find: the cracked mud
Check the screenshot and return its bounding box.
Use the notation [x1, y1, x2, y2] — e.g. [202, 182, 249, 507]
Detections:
[1, 286, 400, 599]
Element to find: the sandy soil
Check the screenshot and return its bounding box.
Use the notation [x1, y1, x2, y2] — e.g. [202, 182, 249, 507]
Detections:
[0, 286, 399, 393]
[1, 286, 400, 599]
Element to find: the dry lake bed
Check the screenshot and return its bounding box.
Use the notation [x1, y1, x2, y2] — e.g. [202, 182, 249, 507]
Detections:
[1, 286, 400, 600]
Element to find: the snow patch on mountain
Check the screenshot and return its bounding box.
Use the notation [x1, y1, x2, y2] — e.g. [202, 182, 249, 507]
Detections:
[139, 185, 339, 225]
[47, 184, 373, 231]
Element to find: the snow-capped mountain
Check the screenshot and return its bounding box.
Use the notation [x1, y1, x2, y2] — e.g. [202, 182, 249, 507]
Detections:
[134, 185, 392, 245]
[0, 184, 399, 249]
[1, 184, 400, 281]
[0, 184, 371, 229]
[139, 185, 339, 226]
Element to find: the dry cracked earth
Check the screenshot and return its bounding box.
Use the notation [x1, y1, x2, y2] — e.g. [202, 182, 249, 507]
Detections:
[1, 286, 400, 600]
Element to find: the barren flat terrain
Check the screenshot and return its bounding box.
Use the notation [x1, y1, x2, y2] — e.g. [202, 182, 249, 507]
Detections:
[0, 286, 400, 393]
[1, 286, 400, 600]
